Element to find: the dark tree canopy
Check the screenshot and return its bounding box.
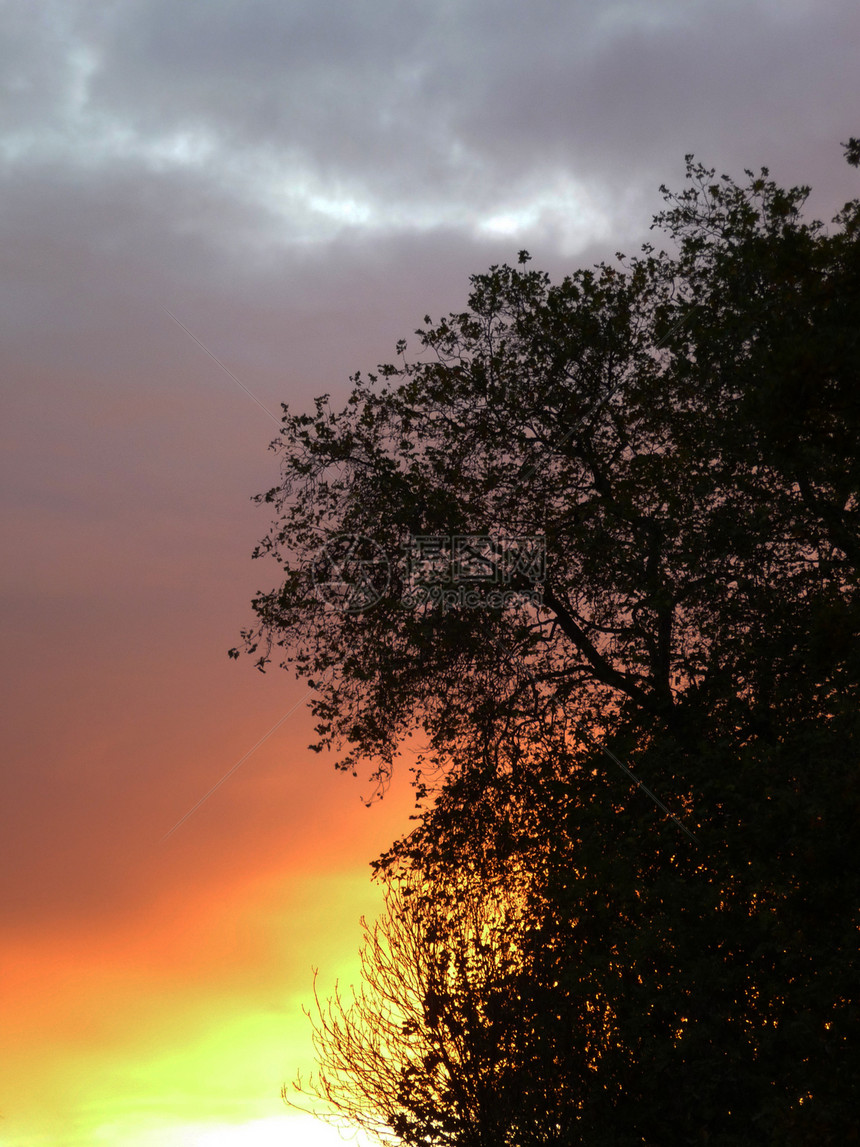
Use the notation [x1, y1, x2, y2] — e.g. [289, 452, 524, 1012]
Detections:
[238, 150, 859, 790]
[238, 144, 860, 1144]
[291, 716, 860, 1146]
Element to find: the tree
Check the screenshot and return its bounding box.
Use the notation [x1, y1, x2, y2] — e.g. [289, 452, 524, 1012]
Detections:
[237, 146, 859, 785]
[291, 749, 664, 1147]
[241, 143, 860, 1142]
[288, 866, 546, 1147]
[290, 711, 860, 1146]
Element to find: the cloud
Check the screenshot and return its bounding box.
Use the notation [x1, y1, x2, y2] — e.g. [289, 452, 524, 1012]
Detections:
[4, 0, 858, 262]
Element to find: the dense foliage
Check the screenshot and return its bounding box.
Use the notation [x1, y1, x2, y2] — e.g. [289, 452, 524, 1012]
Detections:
[241, 143, 860, 1144]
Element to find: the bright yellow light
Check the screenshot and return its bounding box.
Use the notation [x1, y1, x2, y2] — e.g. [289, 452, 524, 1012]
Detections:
[92, 1113, 378, 1147]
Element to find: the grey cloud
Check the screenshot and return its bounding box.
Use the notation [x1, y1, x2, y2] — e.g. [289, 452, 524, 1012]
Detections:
[30, 0, 857, 211]
[0, 0, 80, 138]
[6, 0, 857, 246]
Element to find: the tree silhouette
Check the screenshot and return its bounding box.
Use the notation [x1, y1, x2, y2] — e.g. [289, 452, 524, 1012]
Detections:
[237, 147, 858, 791]
[307, 715, 855, 1146]
[243, 142, 860, 1142]
[289, 830, 631, 1147]
[288, 868, 533, 1147]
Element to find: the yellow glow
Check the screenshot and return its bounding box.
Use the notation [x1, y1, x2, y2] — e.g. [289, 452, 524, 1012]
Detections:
[0, 864, 396, 1147]
[89, 1113, 376, 1147]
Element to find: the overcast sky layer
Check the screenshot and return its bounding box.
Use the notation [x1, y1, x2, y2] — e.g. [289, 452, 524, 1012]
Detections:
[2, 1, 858, 1144]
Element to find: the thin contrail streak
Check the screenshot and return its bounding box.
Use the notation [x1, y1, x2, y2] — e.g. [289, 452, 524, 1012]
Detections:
[161, 304, 282, 427]
[161, 690, 313, 841]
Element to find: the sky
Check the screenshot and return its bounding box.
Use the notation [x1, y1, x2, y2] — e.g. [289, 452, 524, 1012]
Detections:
[1, 1, 858, 1144]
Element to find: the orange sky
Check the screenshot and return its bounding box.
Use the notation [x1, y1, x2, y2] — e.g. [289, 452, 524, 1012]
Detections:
[1, 507, 416, 1147]
[1, 358, 417, 1146]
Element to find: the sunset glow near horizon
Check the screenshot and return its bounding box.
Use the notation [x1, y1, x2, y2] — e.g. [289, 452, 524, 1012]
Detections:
[2, 2, 858, 1145]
